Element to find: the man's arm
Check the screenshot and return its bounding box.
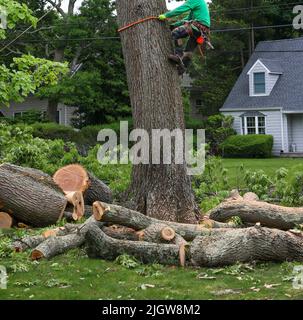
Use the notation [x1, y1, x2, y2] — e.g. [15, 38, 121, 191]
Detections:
[164, 0, 196, 18]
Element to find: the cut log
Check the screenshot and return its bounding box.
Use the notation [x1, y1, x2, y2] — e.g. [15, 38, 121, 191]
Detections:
[86, 224, 184, 266]
[84, 172, 113, 205]
[243, 192, 259, 202]
[209, 199, 303, 230]
[53, 164, 89, 195]
[0, 163, 67, 227]
[13, 235, 45, 252]
[141, 223, 187, 246]
[190, 226, 303, 267]
[0, 212, 13, 228]
[93, 202, 237, 241]
[65, 191, 84, 220]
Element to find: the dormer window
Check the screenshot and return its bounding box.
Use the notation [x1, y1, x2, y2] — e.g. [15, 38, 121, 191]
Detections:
[247, 59, 282, 97]
[253, 72, 266, 94]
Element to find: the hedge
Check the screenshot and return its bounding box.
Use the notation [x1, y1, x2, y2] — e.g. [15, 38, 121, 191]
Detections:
[220, 134, 274, 158]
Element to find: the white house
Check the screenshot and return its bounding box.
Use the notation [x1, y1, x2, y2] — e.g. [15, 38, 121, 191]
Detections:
[0, 96, 77, 126]
[220, 37, 303, 156]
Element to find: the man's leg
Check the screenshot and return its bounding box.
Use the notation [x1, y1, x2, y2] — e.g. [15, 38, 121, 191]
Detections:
[183, 28, 200, 68]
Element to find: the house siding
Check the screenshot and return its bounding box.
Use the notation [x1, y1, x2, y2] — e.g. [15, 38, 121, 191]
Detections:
[222, 110, 283, 156]
[0, 96, 77, 126]
[248, 61, 280, 96]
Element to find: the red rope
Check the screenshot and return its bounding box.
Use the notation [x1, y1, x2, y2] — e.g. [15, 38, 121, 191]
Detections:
[118, 16, 159, 33]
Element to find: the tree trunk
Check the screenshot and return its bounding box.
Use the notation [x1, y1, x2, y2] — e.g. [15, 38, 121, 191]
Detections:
[190, 226, 303, 267]
[0, 164, 67, 227]
[116, 0, 199, 223]
[93, 201, 237, 241]
[208, 199, 303, 230]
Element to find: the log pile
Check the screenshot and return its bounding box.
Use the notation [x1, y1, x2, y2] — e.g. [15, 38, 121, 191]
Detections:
[3, 163, 303, 267]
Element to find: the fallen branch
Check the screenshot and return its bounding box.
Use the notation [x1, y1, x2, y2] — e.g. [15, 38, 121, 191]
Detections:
[13, 235, 45, 252]
[209, 199, 303, 230]
[85, 224, 184, 266]
[190, 226, 303, 266]
[31, 217, 99, 260]
[93, 201, 237, 241]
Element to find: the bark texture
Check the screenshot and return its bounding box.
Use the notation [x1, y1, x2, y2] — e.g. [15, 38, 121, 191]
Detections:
[84, 172, 113, 205]
[13, 235, 45, 252]
[209, 199, 303, 230]
[190, 226, 303, 267]
[116, 0, 199, 223]
[0, 163, 67, 227]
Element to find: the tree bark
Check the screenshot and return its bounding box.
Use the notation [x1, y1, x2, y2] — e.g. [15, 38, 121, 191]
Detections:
[208, 199, 303, 230]
[0, 164, 67, 227]
[93, 201, 236, 241]
[84, 172, 113, 205]
[190, 226, 303, 267]
[13, 235, 45, 252]
[116, 0, 199, 223]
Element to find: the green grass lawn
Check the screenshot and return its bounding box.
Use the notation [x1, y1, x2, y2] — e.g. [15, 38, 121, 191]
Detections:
[221, 158, 303, 188]
[1, 157, 303, 300]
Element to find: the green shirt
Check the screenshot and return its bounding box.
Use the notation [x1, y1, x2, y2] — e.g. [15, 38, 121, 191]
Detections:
[165, 0, 211, 27]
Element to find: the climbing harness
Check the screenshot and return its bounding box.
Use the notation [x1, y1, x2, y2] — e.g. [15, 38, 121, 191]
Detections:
[118, 16, 159, 33]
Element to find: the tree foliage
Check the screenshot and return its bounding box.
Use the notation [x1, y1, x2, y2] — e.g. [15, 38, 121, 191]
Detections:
[0, 0, 68, 106]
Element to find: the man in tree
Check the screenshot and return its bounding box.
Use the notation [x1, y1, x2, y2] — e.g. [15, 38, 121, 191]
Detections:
[159, 0, 211, 74]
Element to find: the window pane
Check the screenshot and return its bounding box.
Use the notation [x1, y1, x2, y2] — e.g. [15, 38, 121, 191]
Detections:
[254, 72, 265, 94]
[255, 84, 265, 94]
[196, 99, 202, 106]
[258, 128, 265, 134]
[247, 128, 256, 134]
[14, 112, 22, 118]
[246, 117, 255, 127]
[258, 117, 265, 127]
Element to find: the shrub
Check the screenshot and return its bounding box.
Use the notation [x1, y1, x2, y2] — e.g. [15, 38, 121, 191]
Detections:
[205, 114, 236, 155]
[30, 122, 78, 142]
[220, 134, 273, 158]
